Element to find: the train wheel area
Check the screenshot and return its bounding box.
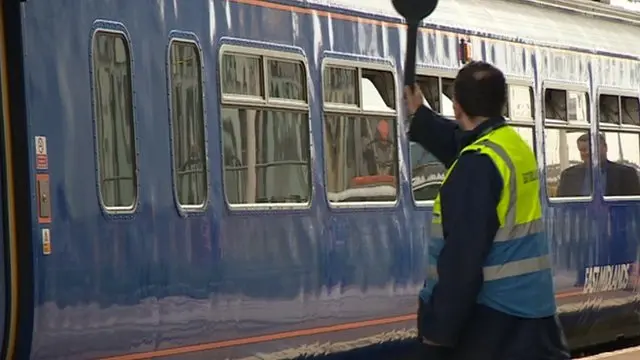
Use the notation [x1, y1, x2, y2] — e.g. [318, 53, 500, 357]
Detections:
[579, 345, 640, 360]
[574, 337, 640, 359]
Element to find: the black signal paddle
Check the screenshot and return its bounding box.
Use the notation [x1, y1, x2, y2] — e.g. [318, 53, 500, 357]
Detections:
[391, 0, 439, 88]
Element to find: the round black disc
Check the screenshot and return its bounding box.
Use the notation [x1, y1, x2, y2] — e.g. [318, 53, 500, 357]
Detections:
[391, 0, 439, 22]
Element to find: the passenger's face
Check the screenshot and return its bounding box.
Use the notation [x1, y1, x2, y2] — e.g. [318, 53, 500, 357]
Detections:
[578, 140, 607, 163]
[578, 140, 590, 163]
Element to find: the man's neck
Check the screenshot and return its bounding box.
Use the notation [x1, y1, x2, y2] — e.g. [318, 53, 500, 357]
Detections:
[462, 116, 490, 131]
[457, 117, 507, 151]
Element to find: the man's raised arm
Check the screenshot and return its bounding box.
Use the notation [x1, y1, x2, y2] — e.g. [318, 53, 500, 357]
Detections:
[405, 86, 461, 168]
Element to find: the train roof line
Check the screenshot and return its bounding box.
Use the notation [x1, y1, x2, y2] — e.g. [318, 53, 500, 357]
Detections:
[304, 0, 640, 57]
[306, 0, 640, 26]
[519, 0, 640, 25]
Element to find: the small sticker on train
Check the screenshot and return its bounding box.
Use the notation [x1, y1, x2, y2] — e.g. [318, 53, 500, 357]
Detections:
[42, 228, 51, 255]
[34, 136, 48, 170]
[583, 263, 632, 294]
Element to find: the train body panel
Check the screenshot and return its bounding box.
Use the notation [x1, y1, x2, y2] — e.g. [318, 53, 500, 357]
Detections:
[0, 119, 6, 355]
[8, 0, 640, 358]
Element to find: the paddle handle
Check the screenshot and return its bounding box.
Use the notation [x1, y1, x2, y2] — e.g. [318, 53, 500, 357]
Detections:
[404, 21, 419, 89]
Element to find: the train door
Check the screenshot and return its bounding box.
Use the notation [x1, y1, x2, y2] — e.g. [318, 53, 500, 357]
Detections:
[0, 148, 5, 360]
[0, 6, 8, 355]
[0, 1, 10, 355]
[0, 0, 26, 357]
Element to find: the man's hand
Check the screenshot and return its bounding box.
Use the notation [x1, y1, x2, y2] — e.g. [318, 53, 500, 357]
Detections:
[404, 85, 427, 116]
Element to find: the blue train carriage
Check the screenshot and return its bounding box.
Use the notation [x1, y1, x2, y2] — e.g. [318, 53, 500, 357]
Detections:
[1, 0, 640, 359]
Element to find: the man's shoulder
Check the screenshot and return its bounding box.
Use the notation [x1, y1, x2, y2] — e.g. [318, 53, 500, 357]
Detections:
[560, 164, 584, 176]
[607, 160, 637, 172]
[451, 151, 502, 185]
[456, 150, 495, 167]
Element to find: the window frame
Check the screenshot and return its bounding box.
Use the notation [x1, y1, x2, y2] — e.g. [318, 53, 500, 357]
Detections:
[89, 25, 140, 215]
[597, 87, 640, 126]
[597, 86, 640, 202]
[166, 33, 210, 215]
[218, 44, 313, 211]
[542, 81, 592, 203]
[504, 78, 538, 192]
[414, 67, 457, 118]
[504, 78, 536, 125]
[411, 68, 457, 208]
[321, 56, 399, 209]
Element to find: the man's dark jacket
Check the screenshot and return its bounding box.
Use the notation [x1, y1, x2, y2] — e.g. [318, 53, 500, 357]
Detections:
[557, 161, 640, 197]
[409, 105, 571, 360]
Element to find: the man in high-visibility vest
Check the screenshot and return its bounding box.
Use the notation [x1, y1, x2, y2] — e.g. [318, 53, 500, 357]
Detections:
[405, 61, 570, 360]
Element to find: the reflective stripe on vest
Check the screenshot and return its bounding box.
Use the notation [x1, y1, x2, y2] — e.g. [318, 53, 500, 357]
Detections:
[427, 127, 551, 283]
[427, 249, 550, 282]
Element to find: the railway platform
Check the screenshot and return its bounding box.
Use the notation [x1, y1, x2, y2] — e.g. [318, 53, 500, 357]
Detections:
[582, 345, 640, 359]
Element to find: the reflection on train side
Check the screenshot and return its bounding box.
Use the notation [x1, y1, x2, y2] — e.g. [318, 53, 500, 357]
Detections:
[221, 53, 311, 204]
[410, 143, 445, 201]
[323, 64, 398, 203]
[583, 263, 633, 294]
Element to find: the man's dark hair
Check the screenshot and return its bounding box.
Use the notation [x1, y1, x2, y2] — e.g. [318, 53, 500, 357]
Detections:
[453, 61, 506, 118]
[577, 132, 606, 145]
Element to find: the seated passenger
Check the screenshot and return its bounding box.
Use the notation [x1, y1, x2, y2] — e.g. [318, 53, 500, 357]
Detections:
[362, 119, 394, 176]
[557, 133, 640, 197]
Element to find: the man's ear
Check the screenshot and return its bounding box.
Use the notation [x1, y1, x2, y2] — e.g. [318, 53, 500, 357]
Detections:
[453, 101, 462, 118]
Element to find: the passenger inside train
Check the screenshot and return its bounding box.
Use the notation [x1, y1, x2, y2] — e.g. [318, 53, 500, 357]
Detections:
[556, 132, 640, 197]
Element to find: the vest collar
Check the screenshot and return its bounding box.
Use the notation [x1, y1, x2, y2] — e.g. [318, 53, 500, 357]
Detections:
[457, 116, 507, 150]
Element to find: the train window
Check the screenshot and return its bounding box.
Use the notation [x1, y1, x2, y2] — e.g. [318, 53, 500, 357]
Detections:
[599, 95, 619, 124]
[417, 76, 439, 112]
[442, 78, 454, 117]
[598, 94, 640, 198]
[507, 85, 534, 121]
[600, 131, 640, 196]
[92, 31, 137, 210]
[543, 129, 591, 198]
[568, 91, 589, 122]
[544, 89, 566, 121]
[544, 89, 589, 123]
[506, 85, 536, 156]
[323, 66, 358, 105]
[599, 94, 640, 126]
[513, 126, 535, 151]
[169, 40, 207, 208]
[220, 53, 263, 97]
[417, 75, 455, 117]
[220, 51, 311, 205]
[622, 96, 640, 126]
[268, 59, 306, 101]
[411, 75, 453, 202]
[411, 142, 446, 202]
[544, 88, 591, 199]
[323, 65, 397, 204]
[362, 69, 396, 110]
